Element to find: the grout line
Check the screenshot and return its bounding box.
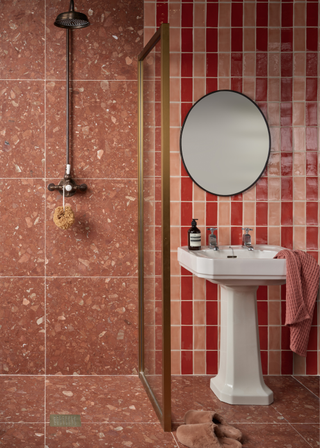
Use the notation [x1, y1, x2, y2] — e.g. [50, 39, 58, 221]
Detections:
[44, 0, 47, 445]
[291, 376, 320, 400]
[0, 177, 139, 180]
[0, 374, 140, 377]
[0, 78, 139, 82]
[171, 431, 180, 447]
[0, 421, 162, 425]
[0, 276, 138, 279]
[288, 422, 314, 448]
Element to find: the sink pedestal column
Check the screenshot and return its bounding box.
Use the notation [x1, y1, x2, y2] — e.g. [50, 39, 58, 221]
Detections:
[210, 285, 273, 405]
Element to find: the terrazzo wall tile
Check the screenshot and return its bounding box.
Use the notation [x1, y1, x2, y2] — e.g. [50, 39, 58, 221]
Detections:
[0, 180, 45, 276]
[0, 0, 142, 382]
[46, 179, 138, 277]
[0, 81, 44, 178]
[46, 0, 143, 81]
[0, 0, 45, 79]
[46, 278, 138, 374]
[0, 278, 45, 374]
[46, 81, 138, 179]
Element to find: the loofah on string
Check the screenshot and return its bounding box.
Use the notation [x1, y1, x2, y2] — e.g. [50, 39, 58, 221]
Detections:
[53, 206, 75, 230]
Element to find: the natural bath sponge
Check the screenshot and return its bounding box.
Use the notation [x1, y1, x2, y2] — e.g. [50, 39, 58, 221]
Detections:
[53, 206, 75, 230]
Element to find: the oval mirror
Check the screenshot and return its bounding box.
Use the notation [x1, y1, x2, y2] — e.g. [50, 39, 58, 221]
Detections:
[180, 90, 271, 196]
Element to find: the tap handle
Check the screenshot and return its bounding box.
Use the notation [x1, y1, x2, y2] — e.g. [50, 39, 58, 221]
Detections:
[207, 227, 217, 234]
[242, 227, 253, 234]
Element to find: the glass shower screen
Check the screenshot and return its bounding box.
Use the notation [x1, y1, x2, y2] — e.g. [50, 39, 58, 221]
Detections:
[137, 24, 171, 432]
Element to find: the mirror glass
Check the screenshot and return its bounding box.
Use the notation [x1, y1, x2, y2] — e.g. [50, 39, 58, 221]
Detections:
[180, 90, 271, 196]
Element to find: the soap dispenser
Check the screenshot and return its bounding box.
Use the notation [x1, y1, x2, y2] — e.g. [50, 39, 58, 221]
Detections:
[188, 219, 201, 251]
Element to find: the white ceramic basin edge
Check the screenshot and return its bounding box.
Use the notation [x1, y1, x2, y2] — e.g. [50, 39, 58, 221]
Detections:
[178, 245, 286, 286]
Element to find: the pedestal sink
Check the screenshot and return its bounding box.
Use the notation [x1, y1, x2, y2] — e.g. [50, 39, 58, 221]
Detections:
[178, 245, 286, 405]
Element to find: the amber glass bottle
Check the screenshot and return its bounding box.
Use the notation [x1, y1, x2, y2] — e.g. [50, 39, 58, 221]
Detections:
[188, 218, 201, 250]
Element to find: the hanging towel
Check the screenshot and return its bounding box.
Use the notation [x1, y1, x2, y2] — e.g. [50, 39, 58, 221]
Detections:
[273, 249, 320, 357]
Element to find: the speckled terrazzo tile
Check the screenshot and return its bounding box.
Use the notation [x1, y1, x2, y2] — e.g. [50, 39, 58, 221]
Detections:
[45, 81, 137, 179]
[294, 375, 320, 398]
[0, 278, 45, 374]
[0, 81, 44, 178]
[172, 423, 311, 448]
[46, 0, 143, 80]
[0, 423, 45, 447]
[46, 423, 177, 448]
[46, 277, 138, 375]
[46, 179, 138, 276]
[0, 180, 45, 276]
[264, 376, 320, 423]
[234, 424, 311, 448]
[0, 377, 44, 422]
[171, 376, 283, 424]
[292, 424, 320, 448]
[0, 0, 44, 79]
[46, 376, 158, 423]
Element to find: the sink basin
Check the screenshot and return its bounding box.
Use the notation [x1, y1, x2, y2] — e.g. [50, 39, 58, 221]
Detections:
[177, 244, 287, 406]
[178, 245, 286, 286]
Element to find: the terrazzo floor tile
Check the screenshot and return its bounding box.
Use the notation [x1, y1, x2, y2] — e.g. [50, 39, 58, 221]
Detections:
[264, 376, 320, 423]
[46, 423, 179, 448]
[0, 423, 45, 448]
[0, 377, 44, 422]
[227, 424, 312, 448]
[294, 375, 320, 398]
[292, 424, 320, 448]
[172, 423, 315, 448]
[46, 376, 158, 423]
[171, 376, 283, 424]
[0, 278, 45, 375]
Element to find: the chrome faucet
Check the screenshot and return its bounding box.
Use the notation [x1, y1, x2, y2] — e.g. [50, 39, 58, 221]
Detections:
[208, 228, 219, 250]
[242, 228, 254, 251]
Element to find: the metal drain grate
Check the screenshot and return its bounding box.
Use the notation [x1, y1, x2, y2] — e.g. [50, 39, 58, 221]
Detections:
[50, 414, 81, 427]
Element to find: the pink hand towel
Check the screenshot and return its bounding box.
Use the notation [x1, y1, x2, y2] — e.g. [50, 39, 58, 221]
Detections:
[273, 250, 319, 357]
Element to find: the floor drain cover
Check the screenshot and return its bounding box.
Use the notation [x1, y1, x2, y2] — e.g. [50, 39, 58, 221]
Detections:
[50, 414, 81, 427]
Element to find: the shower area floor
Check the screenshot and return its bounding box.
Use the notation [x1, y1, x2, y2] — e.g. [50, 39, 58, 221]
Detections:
[0, 375, 318, 447]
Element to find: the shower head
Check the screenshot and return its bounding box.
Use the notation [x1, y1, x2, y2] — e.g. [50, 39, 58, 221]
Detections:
[54, 0, 90, 29]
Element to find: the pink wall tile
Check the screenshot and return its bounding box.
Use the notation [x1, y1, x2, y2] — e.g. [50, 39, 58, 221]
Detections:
[169, 3, 181, 27]
[193, 351, 206, 374]
[219, 3, 231, 27]
[171, 351, 181, 374]
[194, 326, 205, 350]
[243, 29, 255, 52]
[244, 3, 255, 27]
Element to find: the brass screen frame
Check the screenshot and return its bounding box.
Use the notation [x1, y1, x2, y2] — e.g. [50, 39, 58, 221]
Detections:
[137, 23, 171, 432]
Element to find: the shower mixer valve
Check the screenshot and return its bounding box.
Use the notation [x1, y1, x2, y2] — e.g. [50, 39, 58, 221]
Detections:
[48, 166, 87, 197]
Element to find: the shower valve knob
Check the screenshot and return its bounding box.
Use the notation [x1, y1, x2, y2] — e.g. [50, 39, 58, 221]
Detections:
[47, 179, 87, 197]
